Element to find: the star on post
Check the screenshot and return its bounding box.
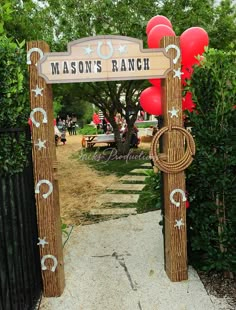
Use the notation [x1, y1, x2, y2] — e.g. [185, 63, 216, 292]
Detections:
[168, 107, 179, 118]
[173, 68, 183, 79]
[37, 237, 48, 248]
[35, 139, 46, 150]
[32, 85, 44, 97]
[174, 219, 184, 230]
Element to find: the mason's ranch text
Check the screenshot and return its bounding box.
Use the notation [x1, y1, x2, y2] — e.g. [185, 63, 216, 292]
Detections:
[50, 58, 151, 75]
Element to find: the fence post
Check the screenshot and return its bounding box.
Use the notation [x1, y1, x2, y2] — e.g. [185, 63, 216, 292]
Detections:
[160, 36, 188, 281]
[27, 41, 65, 296]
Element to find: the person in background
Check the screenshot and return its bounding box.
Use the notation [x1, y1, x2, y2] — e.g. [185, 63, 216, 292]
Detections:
[60, 120, 67, 145]
[54, 124, 61, 146]
[71, 114, 77, 135]
[67, 119, 72, 135]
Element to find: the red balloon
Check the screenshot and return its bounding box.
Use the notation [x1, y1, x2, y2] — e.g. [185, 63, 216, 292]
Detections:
[146, 15, 172, 35]
[140, 86, 162, 115]
[148, 25, 175, 48]
[182, 92, 195, 112]
[149, 78, 161, 88]
[180, 27, 209, 66]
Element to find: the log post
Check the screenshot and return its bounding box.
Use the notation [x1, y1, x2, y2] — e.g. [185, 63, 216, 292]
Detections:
[27, 41, 65, 296]
[160, 36, 188, 281]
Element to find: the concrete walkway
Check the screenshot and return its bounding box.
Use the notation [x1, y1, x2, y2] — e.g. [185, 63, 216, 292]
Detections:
[40, 211, 230, 310]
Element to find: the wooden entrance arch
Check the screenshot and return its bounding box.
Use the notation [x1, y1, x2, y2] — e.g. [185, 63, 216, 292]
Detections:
[27, 35, 194, 296]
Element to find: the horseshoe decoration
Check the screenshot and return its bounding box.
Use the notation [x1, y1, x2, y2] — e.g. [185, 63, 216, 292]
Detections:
[41, 255, 58, 272]
[97, 40, 114, 59]
[165, 44, 181, 64]
[27, 47, 44, 65]
[35, 180, 53, 199]
[30, 108, 48, 128]
[170, 189, 187, 207]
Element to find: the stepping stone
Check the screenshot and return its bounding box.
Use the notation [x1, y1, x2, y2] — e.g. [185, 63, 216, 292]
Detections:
[96, 193, 140, 204]
[141, 163, 152, 167]
[120, 175, 146, 182]
[90, 208, 137, 215]
[107, 183, 145, 191]
[130, 168, 147, 174]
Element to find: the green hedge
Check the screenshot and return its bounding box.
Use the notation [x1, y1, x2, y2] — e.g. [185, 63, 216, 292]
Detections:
[0, 36, 29, 175]
[185, 49, 236, 273]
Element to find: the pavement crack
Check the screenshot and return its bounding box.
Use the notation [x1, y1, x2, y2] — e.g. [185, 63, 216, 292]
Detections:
[112, 252, 137, 291]
[91, 255, 112, 258]
[138, 301, 143, 310]
[92, 252, 136, 291]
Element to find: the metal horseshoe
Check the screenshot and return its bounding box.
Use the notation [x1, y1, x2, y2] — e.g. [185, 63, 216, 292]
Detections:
[27, 47, 44, 65]
[41, 255, 58, 272]
[35, 180, 53, 199]
[97, 40, 114, 59]
[30, 108, 48, 128]
[170, 189, 187, 207]
[165, 44, 181, 64]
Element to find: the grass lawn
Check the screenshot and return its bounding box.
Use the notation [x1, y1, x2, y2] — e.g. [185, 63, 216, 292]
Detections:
[74, 146, 161, 213]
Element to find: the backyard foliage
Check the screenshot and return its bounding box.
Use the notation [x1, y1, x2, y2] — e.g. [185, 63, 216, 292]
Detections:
[0, 33, 29, 175]
[185, 48, 236, 274]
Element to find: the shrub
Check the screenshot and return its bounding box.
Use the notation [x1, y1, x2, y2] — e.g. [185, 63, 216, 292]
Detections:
[0, 36, 29, 175]
[185, 49, 236, 274]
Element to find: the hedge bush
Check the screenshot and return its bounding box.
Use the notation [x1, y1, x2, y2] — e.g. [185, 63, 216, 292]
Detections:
[185, 49, 236, 274]
[0, 36, 29, 175]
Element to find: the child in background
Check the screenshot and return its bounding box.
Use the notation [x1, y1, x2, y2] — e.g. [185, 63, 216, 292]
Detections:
[60, 120, 67, 145]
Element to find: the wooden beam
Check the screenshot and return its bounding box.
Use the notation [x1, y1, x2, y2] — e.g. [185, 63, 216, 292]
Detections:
[160, 37, 188, 281]
[27, 41, 65, 296]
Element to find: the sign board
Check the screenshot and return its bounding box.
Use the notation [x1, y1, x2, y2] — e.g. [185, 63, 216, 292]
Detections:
[37, 35, 172, 84]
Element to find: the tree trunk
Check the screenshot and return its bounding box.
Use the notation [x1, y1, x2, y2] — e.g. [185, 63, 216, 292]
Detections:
[113, 125, 132, 155]
[107, 112, 137, 155]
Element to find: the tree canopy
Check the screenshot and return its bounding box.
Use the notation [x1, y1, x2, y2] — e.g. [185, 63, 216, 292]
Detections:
[1, 0, 235, 153]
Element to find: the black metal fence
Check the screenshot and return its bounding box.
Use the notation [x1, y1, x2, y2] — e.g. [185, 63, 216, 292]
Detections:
[0, 127, 42, 310]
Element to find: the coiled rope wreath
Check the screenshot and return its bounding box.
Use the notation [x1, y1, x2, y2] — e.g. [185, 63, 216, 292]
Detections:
[150, 126, 196, 173]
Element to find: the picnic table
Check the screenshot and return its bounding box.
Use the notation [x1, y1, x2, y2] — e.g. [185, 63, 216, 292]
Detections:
[82, 134, 115, 148]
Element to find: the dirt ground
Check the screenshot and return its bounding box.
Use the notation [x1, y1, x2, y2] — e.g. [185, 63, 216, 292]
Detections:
[56, 134, 119, 225]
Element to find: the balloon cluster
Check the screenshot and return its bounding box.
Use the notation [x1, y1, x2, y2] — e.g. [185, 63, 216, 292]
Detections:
[140, 15, 209, 115]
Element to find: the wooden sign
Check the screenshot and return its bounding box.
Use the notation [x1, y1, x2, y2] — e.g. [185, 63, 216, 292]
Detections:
[37, 35, 173, 83]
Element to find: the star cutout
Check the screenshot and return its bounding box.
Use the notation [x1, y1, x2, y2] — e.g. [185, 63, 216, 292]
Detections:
[168, 107, 179, 118]
[32, 85, 44, 97]
[117, 45, 127, 54]
[84, 46, 93, 56]
[35, 139, 46, 150]
[174, 219, 184, 230]
[37, 237, 48, 248]
[173, 68, 184, 79]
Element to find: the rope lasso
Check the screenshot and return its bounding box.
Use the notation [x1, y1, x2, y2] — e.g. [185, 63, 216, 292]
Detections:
[150, 126, 196, 173]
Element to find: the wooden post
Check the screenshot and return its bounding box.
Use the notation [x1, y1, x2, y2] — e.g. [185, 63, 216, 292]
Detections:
[160, 37, 188, 281]
[27, 41, 65, 296]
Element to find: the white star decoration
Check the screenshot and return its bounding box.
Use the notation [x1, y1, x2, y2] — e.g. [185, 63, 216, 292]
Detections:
[32, 85, 44, 97]
[84, 46, 93, 55]
[117, 45, 127, 54]
[37, 237, 48, 248]
[174, 219, 184, 230]
[35, 139, 46, 150]
[168, 107, 179, 118]
[173, 68, 183, 79]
